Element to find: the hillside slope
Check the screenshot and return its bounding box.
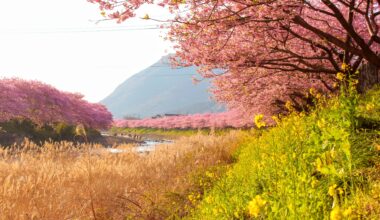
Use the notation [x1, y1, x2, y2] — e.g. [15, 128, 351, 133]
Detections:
[101, 55, 224, 119]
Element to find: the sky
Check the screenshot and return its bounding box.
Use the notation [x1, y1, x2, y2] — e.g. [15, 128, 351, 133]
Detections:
[0, 0, 173, 102]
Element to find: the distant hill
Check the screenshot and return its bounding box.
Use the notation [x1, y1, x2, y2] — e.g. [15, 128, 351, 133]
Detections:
[101, 55, 225, 119]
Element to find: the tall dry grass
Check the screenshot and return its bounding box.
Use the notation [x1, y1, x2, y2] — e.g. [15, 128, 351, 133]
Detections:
[0, 131, 244, 220]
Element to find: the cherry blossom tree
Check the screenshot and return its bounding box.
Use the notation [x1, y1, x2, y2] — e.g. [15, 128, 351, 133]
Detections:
[89, 0, 380, 70]
[0, 78, 113, 129]
[89, 0, 380, 117]
[114, 110, 253, 129]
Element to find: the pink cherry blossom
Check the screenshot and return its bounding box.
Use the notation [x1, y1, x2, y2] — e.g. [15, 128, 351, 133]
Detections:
[0, 78, 112, 129]
[89, 0, 379, 119]
[114, 110, 253, 129]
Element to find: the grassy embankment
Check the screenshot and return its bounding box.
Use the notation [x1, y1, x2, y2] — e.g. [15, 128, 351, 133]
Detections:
[109, 127, 235, 139]
[188, 86, 380, 219]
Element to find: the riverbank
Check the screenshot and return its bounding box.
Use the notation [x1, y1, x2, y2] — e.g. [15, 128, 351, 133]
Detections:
[188, 87, 380, 219]
[0, 133, 141, 148]
[109, 127, 235, 140]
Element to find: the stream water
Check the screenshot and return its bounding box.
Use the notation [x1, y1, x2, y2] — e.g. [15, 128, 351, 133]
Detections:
[106, 140, 173, 154]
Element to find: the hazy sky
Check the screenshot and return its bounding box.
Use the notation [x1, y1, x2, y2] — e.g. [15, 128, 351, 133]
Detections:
[0, 0, 173, 102]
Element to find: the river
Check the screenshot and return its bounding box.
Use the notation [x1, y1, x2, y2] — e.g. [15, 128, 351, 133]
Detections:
[105, 139, 173, 154]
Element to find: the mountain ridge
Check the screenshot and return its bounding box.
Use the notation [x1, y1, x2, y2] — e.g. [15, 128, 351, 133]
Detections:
[101, 55, 225, 119]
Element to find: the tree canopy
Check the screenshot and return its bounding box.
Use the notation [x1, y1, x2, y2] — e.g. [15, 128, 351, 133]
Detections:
[0, 78, 112, 129]
[90, 0, 380, 116]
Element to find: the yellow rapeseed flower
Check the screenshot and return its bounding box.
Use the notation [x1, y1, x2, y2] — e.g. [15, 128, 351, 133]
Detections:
[337, 187, 344, 195]
[311, 178, 319, 188]
[254, 114, 266, 129]
[247, 195, 267, 217]
[336, 72, 345, 81]
[309, 87, 316, 96]
[366, 103, 375, 111]
[213, 208, 218, 215]
[205, 171, 215, 178]
[341, 63, 349, 71]
[285, 101, 293, 111]
[343, 207, 352, 217]
[205, 196, 213, 204]
[188, 193, 198, 204]
[271, 115, 280, 125]
[315, 158, 323, 172]
[330, 206, 343, 220]
[234, 211, 240, 218]
[328, 184, 337, 197]
[317, 119, 326, 129]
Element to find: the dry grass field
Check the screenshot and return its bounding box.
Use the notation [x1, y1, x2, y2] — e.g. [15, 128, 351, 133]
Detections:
[0, 131, 245, 220]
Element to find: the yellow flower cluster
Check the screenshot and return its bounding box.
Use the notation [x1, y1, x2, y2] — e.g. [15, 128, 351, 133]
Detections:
[247, 195, 267, 217]
[328, 184, 338, 196]
[309, 87, 323, 100]
[336, 72, 345, 81]
[188, 192, 201, 205]
[311, 177, 319, 188]
[330, 206, 352, 220]
[309, 87, 316, 96]
[341, 63, 350, 71]
[205, 171, 215, 178]
[366, 103, 375, 111]
[285, 101, 294, 111]
[205, 195, 213, 204]
[317, 118, 326, 129]
[271, 115, 280, 125]
[254, 114, 266, 129]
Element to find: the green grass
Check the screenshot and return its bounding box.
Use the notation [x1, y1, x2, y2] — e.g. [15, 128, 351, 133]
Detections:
[188, 86, 380, 219]
[109, 127, 237, 138]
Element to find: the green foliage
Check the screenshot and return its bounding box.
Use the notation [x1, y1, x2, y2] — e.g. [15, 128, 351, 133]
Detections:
[0, 120, 101, 144]
[54, 122, 76, 140]
[189, 87, 380, 219]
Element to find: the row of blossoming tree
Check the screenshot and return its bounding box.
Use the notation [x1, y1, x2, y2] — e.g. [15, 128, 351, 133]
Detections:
[90, 0, 380, 122]
[0, 78, 112, 129]
[114, 110, 254, 129]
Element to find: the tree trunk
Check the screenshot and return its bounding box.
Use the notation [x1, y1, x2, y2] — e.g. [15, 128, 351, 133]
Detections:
[358, 63, 380, 93]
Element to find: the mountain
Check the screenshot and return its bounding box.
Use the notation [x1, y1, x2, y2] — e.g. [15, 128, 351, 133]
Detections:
[101, 55, 225, 119]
